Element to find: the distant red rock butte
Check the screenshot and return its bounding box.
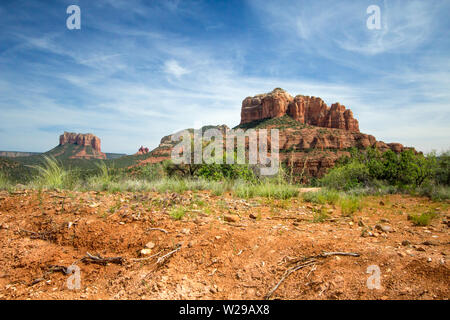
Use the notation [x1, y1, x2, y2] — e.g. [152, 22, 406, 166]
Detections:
[59, 132, 102, 152]
[136, 146, 150, 155]
[241, 88, 360, 132]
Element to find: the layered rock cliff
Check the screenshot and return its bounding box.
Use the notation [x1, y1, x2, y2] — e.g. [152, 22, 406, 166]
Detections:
[58, 132, 106, 159]
[241, 88, 359, 132]
[59, 132, 102, 152]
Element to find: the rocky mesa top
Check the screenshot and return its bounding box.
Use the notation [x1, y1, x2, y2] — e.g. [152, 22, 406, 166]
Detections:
[240, 88, 360, 132]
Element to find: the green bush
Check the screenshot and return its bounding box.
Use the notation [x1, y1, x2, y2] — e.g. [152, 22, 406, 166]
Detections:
[302, 189, 340, 205]
[408, 212, 438, 226]
[339, 196, 363, 217]
[320, 161, 369, 190]
[415, 182, 450, 201]
[169, 207, 186, 220]
[0, 171, 10, 190]
[233, 181, 299, 199]
[312, 208, 329, 223]
[126, 163, 165, 181]
[320, 148, 444, 197]
[196, 163, 256, 181]
[435, 150, 450, 185]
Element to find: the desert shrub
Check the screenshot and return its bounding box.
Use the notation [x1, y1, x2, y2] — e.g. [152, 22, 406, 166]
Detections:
[408, 212, 438, 226]
[321, 148, 441, 193]
[302, 189, 363, 216]
[302, 189, 340, 205]
[339, 196, 363, 217]
[233, 181, 256, 199]
[85, 162, 118, 191]
[312, 208, 329, 223]
[254, 183, 299, 199]
[153, 178, 189, 193]
[211, 180, 233, 196]
[0, 171, 10, 190]
[320, 161, 370, 190]
[196, 163, 255, 181]
[435, 150, 450, 185]
[30, 156, 75, 189]
[169, 207, 186, 220]
[233, 181, 299, 199]
[126, 163, 166, 181]
[414, 182, 450, 201]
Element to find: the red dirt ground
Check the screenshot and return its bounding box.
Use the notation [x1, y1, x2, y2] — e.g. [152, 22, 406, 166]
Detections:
[0, 189, 448, 300]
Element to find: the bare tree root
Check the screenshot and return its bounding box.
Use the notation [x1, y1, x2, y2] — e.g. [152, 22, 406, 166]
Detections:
[265, 251, 360, 299]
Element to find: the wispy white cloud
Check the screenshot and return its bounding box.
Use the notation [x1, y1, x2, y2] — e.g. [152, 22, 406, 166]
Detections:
[336, 0, 437, 55]
[164, 60, 190, 78]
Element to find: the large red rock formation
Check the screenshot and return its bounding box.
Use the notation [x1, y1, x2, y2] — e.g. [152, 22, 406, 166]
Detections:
[58, 132, 106, 159]
[241, 88, 360, 132]
[59, 132, 102, 152]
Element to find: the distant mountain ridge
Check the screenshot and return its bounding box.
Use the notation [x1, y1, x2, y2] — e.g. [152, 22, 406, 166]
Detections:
[0, 150, 126, 160]
[0, 151, 42, 158]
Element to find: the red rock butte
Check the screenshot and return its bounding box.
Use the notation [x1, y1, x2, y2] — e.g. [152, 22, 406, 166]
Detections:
[240, 88, 360, 132]
[136, 146, 150, 155]
[58, 132, 106, 159]
[59, 132, 102, 152]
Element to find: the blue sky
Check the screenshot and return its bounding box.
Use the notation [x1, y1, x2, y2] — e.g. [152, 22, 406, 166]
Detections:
[0, 0, 449, 154]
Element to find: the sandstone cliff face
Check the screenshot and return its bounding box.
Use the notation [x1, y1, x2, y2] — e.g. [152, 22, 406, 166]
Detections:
[241, 88, 360, 132]
[59, 132, 102, 152]
[58, 132, 106, 159]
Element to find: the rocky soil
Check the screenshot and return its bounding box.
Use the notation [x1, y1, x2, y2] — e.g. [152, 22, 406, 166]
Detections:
[0, 190, 448, 300]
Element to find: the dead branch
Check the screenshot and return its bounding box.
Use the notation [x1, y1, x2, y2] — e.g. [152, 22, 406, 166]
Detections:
[265, 251, 360, 300]
[30, 277, 46, 286]
[155, 244, 181, 265]
[224, 223, 248, 228]
[30, 265, 69, 286]
[82, 252, 124, 265]
[265, 261, 316, 300]
[320, 252, 360, 258]
[269, 216, 305, 222]
[18, 228, 55, 241]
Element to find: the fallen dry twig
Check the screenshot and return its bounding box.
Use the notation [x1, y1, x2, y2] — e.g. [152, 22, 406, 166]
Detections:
[82, 252, 124, 265]
[18, 228, 55, 241]
[155, 244, 181, 265]
[30, 265, 70, 286]
[265, 251, 360, 300]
